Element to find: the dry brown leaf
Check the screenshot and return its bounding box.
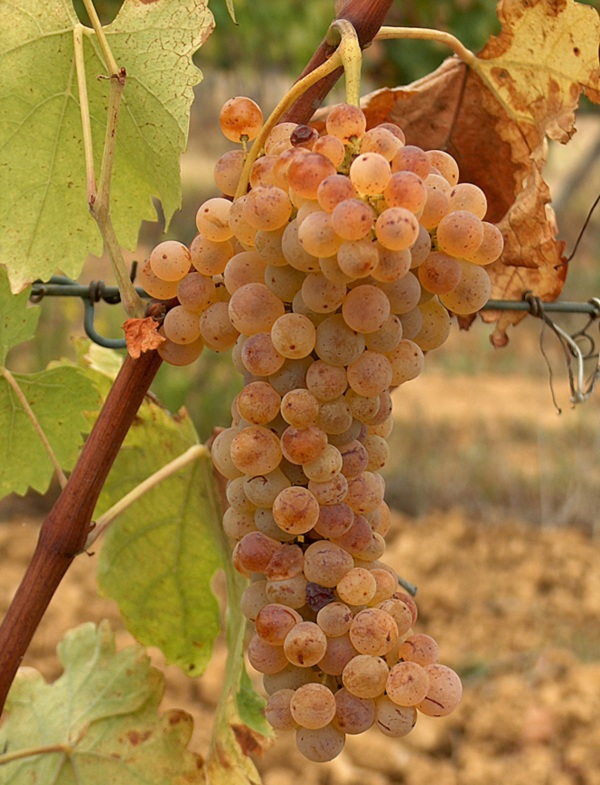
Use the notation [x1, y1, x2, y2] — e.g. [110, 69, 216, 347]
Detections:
[358, 0, 599, 345]
[122, 317, 165, 359]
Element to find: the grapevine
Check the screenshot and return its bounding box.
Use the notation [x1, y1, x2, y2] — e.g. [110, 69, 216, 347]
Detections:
[1, 0, 598, 779]
[138, 20, 503, 762]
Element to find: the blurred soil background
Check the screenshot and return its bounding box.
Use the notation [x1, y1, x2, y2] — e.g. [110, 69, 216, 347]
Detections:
[2, 1, 600, 783]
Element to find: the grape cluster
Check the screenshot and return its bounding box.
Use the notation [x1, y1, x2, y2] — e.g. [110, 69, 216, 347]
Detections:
[144, 96, 502, 761]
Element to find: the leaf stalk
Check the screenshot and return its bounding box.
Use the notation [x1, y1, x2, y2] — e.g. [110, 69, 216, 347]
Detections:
[85, 444, 209, 549]
[73, 3, 145, 318]
[92, 75, 145, 318]
[0, 744, 70, 767]
[81, 0, 120, 76]
[73, 25, 97, 205]
[375, 26, 476, 65]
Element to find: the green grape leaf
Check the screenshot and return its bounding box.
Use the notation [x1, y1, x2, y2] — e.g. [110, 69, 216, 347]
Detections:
[83, 342, 124, 380]
[0, 267, 40, 365]
[237, 668, 270, 737]
[0, 363, 100, 499]
[71, 341, 124, 413]
[0, 0, 214, 293]
[0, 621, 204, 784]
[206, 563, 269, 783]
[96, 401, 224, 677]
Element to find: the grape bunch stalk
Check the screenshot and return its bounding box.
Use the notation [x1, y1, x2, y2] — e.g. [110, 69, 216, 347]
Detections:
[141, 93, 502, 761]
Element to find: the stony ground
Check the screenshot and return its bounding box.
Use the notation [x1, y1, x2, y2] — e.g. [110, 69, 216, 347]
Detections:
[2, 508, 599, 785]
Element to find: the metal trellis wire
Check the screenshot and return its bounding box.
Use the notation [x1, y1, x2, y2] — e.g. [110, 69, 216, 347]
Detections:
[28, 277, 600, 405]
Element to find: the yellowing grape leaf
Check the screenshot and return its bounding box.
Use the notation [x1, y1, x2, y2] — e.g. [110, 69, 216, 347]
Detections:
[360, 0, 600, 345]
[0, 267, 40, 365]
[95, 401, 224, 677]
[206, 695, 264, 785]
[0, 621, 204, 784]
[0, 0, 214, 293]
[0, 363, 100, 499]
[83, 340, 125, 381]
[0, 271, 101, 499]
[475, 0, 600, 141]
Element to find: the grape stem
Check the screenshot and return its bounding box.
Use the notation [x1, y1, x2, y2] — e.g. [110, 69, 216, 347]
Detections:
[73, 3, 145, 319]
[234, 19, 363, 200]
[84, 444, 209, 549]
[279, 0, 393, 126]
[234, 50, 345, 199]
[327, 19, 363, 107]
[375, 26, 476, 66]
[0, 367, 68, 490]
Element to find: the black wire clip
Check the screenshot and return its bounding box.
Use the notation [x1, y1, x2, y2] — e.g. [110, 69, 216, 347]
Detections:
[30, 275, 148, 350]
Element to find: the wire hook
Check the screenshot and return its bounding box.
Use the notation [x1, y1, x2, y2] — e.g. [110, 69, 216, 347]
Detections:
[523, 291, 600, 407]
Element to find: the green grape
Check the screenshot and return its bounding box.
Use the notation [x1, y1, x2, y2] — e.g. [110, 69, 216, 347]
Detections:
[162, 305, 201, 345]
[195, 197, 234, 242]
[331, 198, 375, 240]
[150, 240, 191, 282]
[332, 688, 375, 735]
[325, 103, 367, 142]
[349, 152, 392, 196]
[374, 697, 417, 737]
[290, 683, 337, 729]
[219, 96, 263, 142]
[295, 725, 346, 763]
